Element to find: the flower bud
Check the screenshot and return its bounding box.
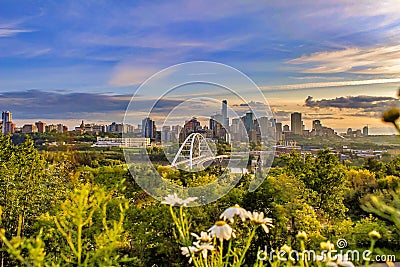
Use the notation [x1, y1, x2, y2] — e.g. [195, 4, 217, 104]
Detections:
[296, 231, 307, 241]
[382, 107, 400, 123]
[368, 230, 381, 240]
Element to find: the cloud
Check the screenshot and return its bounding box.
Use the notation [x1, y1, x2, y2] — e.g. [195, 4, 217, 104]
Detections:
[0, 28, 33, 37]
[109, 66, 159, 86]
[261, 78, 400, 91]
[304, 95, 400, 115]
[289, 44, 400, 75]
[0, 90, 183, 121]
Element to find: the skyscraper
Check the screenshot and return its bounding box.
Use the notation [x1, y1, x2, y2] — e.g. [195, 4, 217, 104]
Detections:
[142, 117, 155, 138]
[2, 111, 15, 134]
[243, 111, 255, 132]
[363, 125, 369, 136]
[2, 111, 12, 123]
[222, 100, 229, 128]
[291, 112, 302, 135]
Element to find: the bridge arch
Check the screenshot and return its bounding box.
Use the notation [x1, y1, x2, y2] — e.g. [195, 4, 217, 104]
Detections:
[171, 133, 215, 169]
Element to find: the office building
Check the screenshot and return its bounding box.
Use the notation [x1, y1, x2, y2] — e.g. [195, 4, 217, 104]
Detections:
[363, 126, 369, 136]
[291, 112, 302, 135]
[222, 100, 229, 128]
[142, 117, 156, 138]
[2, 111, 15, 134]
[35, 121, 46, 133]
[243, 111, 255, 132]
[22, 124, 38, 133]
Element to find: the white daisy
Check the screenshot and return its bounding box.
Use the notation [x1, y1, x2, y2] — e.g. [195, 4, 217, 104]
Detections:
[191, 231, 213, 243]
[181, 246, 198, 263]
[195, 243, 215, 259]
[181, 196, 198, 206]
[248, 211, 273, 233]
[161, 193, 183, 206]
[208, 221, 236, 241]
[220, 204, 249, 223]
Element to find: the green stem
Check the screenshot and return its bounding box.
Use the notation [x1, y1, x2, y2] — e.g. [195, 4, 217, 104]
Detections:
[238, 225, 258, 266]
[224, 238, 232, 267]
[219, 240, 224, 266]
[365, 240, 376, 267]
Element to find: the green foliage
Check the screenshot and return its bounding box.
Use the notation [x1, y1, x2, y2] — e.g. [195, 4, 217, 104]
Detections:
[0, 184, 137, 266]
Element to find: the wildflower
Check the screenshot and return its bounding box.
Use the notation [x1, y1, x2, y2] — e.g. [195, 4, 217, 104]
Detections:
[195, 243, 215, 259]
[161, 193, 197, 206]
[181, 246, 198, 263]
[382, 107, 400, 123]
[191, 231, 213, 243]
[368, 230, 381, 240]
[248, 211, 273, 233]
[296, 231, 308, 241]
[161, 193, 183, 206]
[320, 241, 335, 251]
[208, 221, 236, 241]
[181, 196, 198, 206]
[220, 204, 249, 223]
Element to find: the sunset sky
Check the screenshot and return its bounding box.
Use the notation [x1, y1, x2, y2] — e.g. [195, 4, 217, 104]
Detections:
[1, 1, 400, 134]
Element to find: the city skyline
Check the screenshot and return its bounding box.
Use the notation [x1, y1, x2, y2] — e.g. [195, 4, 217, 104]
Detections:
[2, 106, 369, 140]
[1, 2, 400, 134]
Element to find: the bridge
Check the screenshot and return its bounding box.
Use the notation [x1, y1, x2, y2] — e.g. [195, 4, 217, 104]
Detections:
[171, 133, 225, 170]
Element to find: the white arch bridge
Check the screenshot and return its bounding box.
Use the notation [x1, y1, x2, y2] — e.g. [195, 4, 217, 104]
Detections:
[171, 133, 227, 170]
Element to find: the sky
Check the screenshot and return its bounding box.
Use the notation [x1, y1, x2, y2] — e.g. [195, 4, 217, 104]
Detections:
[1, 1, 400, 134]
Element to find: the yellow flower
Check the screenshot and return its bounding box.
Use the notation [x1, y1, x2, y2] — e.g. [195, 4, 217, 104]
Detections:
[368, 230, 381, 240]
[208, 221, 235, 241]
[248, 211, 273, 233]
[296, 231, 308, 240]
[220, 204, 250, 223]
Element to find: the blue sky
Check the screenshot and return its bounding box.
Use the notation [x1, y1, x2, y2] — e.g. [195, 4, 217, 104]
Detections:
[1, 1, 400, 133]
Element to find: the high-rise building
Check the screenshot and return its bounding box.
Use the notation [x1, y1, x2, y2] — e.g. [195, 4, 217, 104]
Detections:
[363, 126, 369, 136]
[161, 125, 171, 142]
[108, 122, 124, 134]
[2, 111, 15, 134]
[2, 111, 12, 124]
[291, 112, 302, 135]
[222, 100, 229, 128]
[243, 111, 255, 132]
[35, 121, 46, 133]
[142, 117, 156, 138]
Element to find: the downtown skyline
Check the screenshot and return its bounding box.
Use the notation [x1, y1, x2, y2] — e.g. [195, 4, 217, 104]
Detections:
[1, 1, 400, 134]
